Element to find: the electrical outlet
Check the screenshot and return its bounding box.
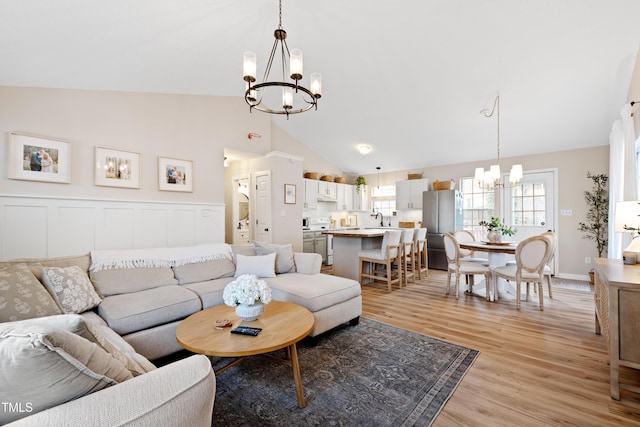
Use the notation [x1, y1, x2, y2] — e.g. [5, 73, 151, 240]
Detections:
[585, 257, 591, 264]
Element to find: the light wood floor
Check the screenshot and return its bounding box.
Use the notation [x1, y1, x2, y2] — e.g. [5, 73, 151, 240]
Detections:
[358, 269, 640, 426]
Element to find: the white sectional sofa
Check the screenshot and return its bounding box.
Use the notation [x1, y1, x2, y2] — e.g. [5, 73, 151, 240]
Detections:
[0, 242, 362, 425]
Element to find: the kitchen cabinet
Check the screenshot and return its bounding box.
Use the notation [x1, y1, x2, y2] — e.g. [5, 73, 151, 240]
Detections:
[317, 181, 337, 201]
[303, 230, 327, 264]
[353, 186, 369, 212]
[594, 258, 640, 400]
[396, 178, 430, 210]
[336, 183, 354, 211]
[303, 179, 318, 210]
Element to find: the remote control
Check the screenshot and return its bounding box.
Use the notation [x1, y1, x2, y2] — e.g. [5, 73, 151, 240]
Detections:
[231, 326, 262, 336]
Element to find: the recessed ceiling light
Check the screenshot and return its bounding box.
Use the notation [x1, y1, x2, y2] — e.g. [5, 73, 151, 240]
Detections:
[358, 144, 372, 155]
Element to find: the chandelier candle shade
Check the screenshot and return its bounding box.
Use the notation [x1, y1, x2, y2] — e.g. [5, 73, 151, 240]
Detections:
[474, 93, 523, 189]
[243, 0, 322, 118]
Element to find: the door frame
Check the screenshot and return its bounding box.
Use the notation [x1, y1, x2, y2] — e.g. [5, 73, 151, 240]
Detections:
[499, 167, 558, 275]
[252, 170, 272, 243]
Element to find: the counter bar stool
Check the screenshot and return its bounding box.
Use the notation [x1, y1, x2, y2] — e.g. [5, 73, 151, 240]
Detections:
[413, 228, 428, 279]
[399, 229, 415, 286]
[358, 229, 402, 292]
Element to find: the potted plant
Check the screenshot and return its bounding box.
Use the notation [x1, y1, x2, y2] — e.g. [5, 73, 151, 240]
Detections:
[355, 175, 367, 193]
[479, 216, 516, 242]
[577, 172, 608, 285]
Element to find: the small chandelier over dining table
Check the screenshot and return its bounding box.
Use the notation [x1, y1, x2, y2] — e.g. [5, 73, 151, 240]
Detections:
[474, 93, 523, 189]
[242, 0, 322, 118]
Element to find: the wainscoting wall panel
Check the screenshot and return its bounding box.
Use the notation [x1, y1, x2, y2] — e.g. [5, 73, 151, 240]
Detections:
[55, 206, 96, 257]
[100, 207, 135, 250]
[3, 204, 48, 259]
[136, 209, 170, 249]
[0, 195, 225, 261]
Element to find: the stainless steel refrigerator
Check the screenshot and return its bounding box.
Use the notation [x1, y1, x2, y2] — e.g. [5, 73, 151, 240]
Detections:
[422, 190, 464, 270]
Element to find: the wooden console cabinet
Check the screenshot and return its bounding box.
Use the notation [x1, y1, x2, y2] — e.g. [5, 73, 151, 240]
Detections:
[594, 258, 640, 399]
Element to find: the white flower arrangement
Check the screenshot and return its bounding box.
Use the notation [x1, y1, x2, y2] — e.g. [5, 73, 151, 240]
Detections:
[223, 274, 272, 307]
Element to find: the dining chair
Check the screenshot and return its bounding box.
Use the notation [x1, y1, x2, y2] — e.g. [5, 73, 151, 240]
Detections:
[442, 232, 491, 300]
[453, 230, 488, 264]
[507, 232, 556, 299]
[399, 229, 415, 286]
[358, 229, 403, 292]
[413, 228, 428, 279]
[453, 229, 488, 287]
[492, 235, 551, 310]
[540, 231, 556, 299]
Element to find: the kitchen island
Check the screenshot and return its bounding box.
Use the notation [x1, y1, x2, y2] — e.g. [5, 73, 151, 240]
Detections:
[322, 229, 388, 281]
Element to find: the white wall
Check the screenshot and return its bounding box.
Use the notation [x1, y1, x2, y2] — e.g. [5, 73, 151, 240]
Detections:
[0, 86, 272, 202]
[358, 146, 609, 279]
[0, 86, 273, 258]
[0, 195, 223, 260]
[0, 86, 614, 276]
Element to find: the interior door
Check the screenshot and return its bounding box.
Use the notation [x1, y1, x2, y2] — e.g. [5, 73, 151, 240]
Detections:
[502, 169, 557, 273]
[253, 170, 272, 243]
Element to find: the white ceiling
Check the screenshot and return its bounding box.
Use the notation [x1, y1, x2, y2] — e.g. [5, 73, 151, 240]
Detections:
[1, 0, 639, 175]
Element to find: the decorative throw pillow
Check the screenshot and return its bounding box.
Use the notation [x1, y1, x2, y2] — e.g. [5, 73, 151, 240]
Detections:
[230, 244, 257, 257]
[0, 263, 62, 322]
[24, 314, 147, 377]
[42, 266, 102, 314]
[89, 267, 178, 297]
[254, 242, 296, 274]
[0, 321, 133, 424]
[234, 253, 276, 278]
[172, 258, 236, 285]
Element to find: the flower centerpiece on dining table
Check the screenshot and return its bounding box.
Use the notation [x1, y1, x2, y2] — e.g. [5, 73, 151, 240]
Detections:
[223, 274, 272, 321]
[479, 216, 516, 243]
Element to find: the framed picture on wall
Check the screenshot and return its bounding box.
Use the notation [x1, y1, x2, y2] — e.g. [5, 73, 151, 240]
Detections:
[158, 156, 193, 192]
[284, 184, 296, 204]
[8, 131, 72, 183]
[94, 146, 141, 188]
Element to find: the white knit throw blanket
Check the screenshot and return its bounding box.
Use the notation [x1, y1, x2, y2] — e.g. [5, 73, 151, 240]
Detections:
[90, 243, 232, 271]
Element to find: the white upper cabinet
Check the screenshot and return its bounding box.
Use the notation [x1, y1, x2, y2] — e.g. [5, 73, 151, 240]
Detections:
[317, 180, 337, 200]
[353, 186, 369, 212]
[336, 183, 354, 211]
[396, 178, 430, 210]
[303, 179, 318, 210]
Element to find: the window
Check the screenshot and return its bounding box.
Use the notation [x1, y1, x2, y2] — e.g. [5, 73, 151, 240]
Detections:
[371, 185, 396, 218]
[511, 182, 546, 226]
[460, 177, 494, 239]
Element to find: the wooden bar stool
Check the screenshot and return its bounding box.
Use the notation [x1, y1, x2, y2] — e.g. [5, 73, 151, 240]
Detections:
[413, 228, 428, 279]
[399, 229, 415, 286]
[358, 230, 402, 292]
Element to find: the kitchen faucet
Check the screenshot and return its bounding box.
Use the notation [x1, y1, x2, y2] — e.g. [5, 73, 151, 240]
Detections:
[374, 212, 384, 227]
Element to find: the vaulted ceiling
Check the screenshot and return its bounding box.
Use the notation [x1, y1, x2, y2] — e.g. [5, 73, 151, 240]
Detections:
[1, 0, 639, 175]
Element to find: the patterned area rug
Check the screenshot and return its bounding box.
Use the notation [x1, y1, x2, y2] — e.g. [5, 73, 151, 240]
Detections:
[211, 318, 479, 426]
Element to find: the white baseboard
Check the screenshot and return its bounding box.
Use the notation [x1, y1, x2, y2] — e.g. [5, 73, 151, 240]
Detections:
[555, 273, 590, 282]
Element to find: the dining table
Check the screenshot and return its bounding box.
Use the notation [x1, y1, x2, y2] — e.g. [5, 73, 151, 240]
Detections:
[458, 240, 517, 301]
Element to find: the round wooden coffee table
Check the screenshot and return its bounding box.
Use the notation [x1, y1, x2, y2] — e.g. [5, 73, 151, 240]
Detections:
[176, 300, 315, 408]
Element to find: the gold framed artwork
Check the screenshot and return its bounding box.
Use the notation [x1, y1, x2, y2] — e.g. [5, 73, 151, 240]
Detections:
[158, 156, 193, 192]
[94, 146, 141, 189]
[8, 131, 72, 183]
[284, 184, 296, 204]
